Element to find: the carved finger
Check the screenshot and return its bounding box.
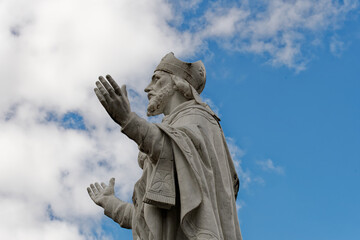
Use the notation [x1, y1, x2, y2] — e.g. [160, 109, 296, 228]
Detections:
[106, 75, 122, 96]
[87, 187, 94, 197]
[121, 84, 128, 98]
[87, 187, 95, 202]
[101, 182, 107, 188]
[94, 88, 109, 109]
[95, 182, 103, 192]
[118, 84, 130, 110]
[99, 76, 116, 98]
[90, 184, 98, 195]
[109, 177, 115, 187]
[96, 81, 111, 103]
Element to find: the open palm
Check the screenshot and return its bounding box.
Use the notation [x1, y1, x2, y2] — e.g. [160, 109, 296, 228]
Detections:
[87, 178, 116, 208]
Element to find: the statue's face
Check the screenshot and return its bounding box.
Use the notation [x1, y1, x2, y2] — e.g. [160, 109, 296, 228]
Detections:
[144, 71, 175, 116]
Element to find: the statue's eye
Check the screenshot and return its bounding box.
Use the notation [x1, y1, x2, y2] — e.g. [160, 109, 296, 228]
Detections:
[151, 75, 160, 84]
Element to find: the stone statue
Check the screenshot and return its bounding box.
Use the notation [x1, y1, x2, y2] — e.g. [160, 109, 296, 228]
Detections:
[87, 53, 242, 240]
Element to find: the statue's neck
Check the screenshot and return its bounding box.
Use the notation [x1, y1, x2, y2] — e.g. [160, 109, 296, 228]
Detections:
[163, 91, 188, 116]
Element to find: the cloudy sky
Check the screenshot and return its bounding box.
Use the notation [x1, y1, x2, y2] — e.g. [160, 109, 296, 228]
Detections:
[1, 0, 359, 239]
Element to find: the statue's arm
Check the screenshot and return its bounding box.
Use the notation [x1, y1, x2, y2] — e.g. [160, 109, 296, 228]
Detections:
[103, 195, 134, 229]
[94, 75, 165, 163]
[87, 178, 134, 229]
[121, 112, 165, 164]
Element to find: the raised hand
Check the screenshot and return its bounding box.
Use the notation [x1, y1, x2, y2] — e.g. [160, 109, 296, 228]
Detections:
[87, 178, 116, 208]
[94, 75, 131, 126]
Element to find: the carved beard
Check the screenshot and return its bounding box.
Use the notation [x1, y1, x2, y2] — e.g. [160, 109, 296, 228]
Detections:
[147, 83, 175, 116]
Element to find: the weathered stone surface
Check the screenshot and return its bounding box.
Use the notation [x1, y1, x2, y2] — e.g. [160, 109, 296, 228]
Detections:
[87, 53, 242, 240]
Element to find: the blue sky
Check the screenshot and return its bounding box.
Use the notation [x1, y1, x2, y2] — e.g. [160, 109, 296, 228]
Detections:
[1, 0, 359, 239]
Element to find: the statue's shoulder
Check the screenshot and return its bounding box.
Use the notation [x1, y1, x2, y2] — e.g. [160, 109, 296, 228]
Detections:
[171, 104, 219, 127]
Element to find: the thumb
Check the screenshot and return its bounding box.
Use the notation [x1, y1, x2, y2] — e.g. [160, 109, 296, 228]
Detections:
[109, 177, 115, 187]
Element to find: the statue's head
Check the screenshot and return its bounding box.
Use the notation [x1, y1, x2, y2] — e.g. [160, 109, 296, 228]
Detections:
[144, 52, 206, 116]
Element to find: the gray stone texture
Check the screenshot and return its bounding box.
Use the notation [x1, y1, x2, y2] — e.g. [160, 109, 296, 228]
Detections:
[87, 53, 242, 240]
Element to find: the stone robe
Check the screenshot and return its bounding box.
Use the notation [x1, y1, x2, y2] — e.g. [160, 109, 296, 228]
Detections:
[104, 100, 242, 240]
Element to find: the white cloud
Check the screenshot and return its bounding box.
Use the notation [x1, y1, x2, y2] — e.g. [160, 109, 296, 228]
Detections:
[0, 0, 356, 238]
[226, 137, 252, 188]
[226, 137, 268, 190]
[202, 7, 250, 37]
[330, 36, 346, 57]
[236, 200, 246, 212]
[0, 0, 202, 238]
[198, 0, 358, 70]
[0, 101, 141, 238]
[256, 158, 284, 174]
[178, 0, 203, 11]
[0, 197, 87, 240]
[201, 96, 220, 117]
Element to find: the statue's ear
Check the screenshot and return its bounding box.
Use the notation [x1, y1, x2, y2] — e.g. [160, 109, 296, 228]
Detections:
[171, 75, 193, 100]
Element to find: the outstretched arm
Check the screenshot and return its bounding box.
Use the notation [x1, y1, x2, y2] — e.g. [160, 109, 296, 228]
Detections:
[94, 75, 166, 163]
[87, 178, 134, 229]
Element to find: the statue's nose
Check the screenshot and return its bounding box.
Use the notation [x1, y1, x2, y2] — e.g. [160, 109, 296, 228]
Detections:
[144, 84, 151, 93]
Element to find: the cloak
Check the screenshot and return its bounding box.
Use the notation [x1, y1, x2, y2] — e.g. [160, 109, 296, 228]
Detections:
[106, 100, 242, 240]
